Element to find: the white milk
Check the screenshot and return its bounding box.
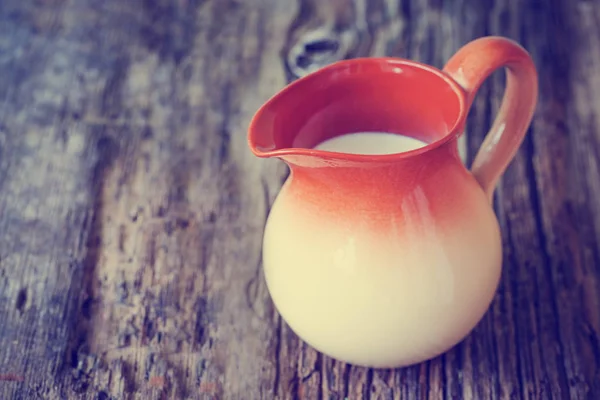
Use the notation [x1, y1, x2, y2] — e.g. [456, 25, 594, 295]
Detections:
[314, 132, 427, 154]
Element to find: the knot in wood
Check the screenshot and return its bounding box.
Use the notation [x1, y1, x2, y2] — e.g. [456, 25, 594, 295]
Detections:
[286, 28, 355, 78]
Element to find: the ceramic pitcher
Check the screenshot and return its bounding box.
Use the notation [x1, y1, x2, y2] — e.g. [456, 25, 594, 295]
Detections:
[248, 36, 537, 368]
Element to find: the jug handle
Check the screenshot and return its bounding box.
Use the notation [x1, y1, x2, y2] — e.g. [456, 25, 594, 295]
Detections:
[443, 36, 538, 201]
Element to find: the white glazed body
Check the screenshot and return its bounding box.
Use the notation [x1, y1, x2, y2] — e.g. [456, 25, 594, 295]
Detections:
[262, 165, 502, 368]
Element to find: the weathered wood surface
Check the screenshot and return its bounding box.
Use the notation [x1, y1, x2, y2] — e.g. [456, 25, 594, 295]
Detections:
[0, 0, 599, 398]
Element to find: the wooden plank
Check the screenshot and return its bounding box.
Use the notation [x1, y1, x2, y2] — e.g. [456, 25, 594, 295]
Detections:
[0, 0, 598, 398]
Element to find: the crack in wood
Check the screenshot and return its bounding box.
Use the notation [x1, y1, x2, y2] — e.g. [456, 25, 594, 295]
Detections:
[272, 315, 282, 397]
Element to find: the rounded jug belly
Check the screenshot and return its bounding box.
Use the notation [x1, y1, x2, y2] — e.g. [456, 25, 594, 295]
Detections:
[262, 180, 502, 368]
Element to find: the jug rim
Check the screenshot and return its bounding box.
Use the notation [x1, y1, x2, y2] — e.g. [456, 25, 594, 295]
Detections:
[248, 57, 467, 163]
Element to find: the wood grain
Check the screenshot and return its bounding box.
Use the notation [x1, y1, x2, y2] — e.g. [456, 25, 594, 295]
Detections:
[0, 0, 599, 398]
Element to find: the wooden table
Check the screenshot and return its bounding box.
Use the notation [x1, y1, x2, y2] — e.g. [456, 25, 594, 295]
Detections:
[1, 0, 599, 398]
